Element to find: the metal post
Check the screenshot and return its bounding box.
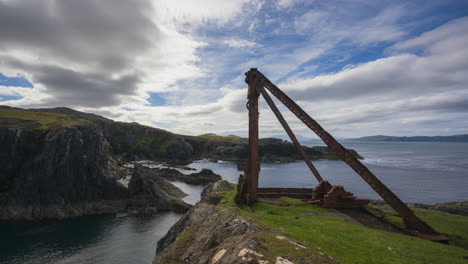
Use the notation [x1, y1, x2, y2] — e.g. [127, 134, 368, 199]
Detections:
[246, 69, 260, 204]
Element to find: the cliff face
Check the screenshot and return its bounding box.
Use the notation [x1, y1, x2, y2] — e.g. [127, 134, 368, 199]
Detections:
[0, 118, 191, 220]
[0, 125, 128, 220]
[0, 106, 362, 220]
[98, 121, 194, 162]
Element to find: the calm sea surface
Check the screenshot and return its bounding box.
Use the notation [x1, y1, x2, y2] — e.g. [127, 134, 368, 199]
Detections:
[1, 141, 467, 264]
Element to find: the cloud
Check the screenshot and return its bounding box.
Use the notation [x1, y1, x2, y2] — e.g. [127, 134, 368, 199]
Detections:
[152, 0, 251, 26]
[0, 0, 215, 109]
[389, 16, 468, 52]
[0, 1, 466, 138]
[0, 0, 157, 73]
[281, 23, 468, 102]
[224, 39, 262, 48]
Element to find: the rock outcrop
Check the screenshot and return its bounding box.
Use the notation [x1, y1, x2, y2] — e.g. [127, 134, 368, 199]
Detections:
[127, 164, 191, 215]
[0, 119, 190, 220]
[434, 202, 468, 216]
[155, 168, 222, 185]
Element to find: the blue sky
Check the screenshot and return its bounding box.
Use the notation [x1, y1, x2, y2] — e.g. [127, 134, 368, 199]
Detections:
[0, 0, 467, 137]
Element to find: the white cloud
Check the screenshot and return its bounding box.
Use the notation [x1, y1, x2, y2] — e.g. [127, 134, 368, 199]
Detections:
[390, 16, 468, 51]
[1, 1, 466, 138]
[224, 39, 261, 48]
[152, 0, 250, 26]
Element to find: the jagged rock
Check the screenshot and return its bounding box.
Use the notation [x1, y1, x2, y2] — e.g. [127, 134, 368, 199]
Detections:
[155, 168, 222, 185]
[201, 180, 234, 204]
[154, 203, 262, 264]
[434, 202, 468, 216]
[128, 164, 191, 215]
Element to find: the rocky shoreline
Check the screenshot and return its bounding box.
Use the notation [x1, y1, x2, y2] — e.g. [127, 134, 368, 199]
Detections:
[0, 106, 364, 220]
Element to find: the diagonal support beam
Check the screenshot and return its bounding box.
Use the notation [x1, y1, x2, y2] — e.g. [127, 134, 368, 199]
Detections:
[259, 86, 324, 183]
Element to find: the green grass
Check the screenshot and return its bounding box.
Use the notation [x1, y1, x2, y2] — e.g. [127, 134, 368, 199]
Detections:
[369, 203, 468, 249]
[413, 208, 468, 249]
[218, 189, 468, 264]
[253, 230, 335, 263]
[0, 109, 88, 130]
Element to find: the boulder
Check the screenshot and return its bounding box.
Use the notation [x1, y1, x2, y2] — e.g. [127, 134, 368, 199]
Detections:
[128, 164, 191, 215]
[201, 180, 234, 204]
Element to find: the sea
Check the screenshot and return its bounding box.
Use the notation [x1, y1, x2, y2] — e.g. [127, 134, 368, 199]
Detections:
[1, 141, 467, 264]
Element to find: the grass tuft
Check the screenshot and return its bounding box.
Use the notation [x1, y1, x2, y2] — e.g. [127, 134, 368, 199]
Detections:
[0, 109, 88, 130]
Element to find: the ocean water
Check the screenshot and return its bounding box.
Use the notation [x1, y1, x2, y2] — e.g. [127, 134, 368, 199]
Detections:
[0, 179, 202, 264]
[1, 141, 467, 264]
[190, 140, 468, 204]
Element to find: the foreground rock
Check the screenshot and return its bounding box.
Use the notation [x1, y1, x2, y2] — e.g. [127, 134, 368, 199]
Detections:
[128, 164, 191, 215]
[154, 181, 336, 264]
[155, 168, 222, 185]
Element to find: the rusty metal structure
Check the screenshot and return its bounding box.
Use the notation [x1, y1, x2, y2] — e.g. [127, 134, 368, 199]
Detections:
[235, 68, 447, 241]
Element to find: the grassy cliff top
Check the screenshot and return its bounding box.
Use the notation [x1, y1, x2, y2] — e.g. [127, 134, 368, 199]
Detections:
[217, 189, 468, 264]
[0, 108, 89, 130]
[184, 133, 248, 144]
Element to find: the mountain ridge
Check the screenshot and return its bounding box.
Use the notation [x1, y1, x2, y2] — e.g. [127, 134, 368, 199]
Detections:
[351, 134, 468, 142]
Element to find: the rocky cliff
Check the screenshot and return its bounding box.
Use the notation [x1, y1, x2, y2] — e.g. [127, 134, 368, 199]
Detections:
[0, 108, 192, 220]
[0, 106, 362, 220]
[0, 124, 128, 219]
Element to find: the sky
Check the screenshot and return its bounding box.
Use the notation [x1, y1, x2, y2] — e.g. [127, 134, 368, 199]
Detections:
[0, 0, 467, 138]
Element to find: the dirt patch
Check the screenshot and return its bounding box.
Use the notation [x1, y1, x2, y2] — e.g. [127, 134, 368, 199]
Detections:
[338, 208, 408, 235]
[300, 209, 408, 235]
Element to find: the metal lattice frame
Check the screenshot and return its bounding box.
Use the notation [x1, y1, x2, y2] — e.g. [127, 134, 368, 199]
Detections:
[235, 68, 446, 240]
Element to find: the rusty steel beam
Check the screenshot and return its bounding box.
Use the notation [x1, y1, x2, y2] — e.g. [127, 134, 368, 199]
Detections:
[259, 86, 324, 182]
[245, 69, 261, 205]
[248, 69, 440, 235]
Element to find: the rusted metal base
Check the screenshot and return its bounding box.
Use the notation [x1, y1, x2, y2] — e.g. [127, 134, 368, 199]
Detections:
[312, 181, 333, 200]
[256, 183, 369, 209]
[258, 188, 314, 200]
[322, 186, 370, 209]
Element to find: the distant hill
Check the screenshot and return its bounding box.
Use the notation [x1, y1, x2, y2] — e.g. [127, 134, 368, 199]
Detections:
[270, 134, 319, 142]
[351, 134, 468, 142]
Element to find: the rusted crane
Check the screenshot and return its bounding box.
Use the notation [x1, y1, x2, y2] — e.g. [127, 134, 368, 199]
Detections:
[235, 68, 447, 242]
